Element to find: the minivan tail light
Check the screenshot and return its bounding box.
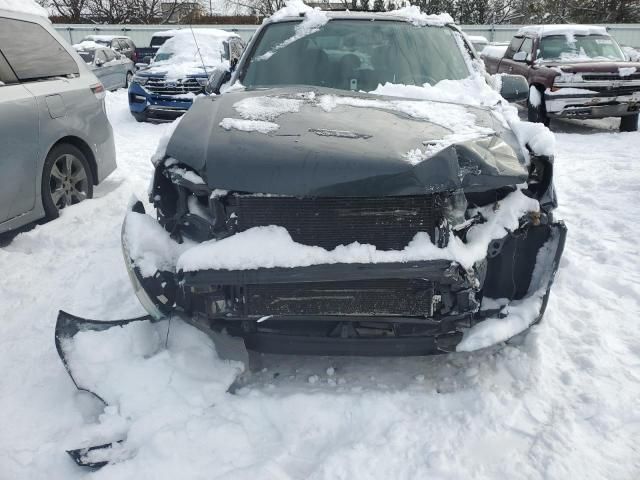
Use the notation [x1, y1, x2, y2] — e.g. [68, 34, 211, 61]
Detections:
[91, 83, 106, 100]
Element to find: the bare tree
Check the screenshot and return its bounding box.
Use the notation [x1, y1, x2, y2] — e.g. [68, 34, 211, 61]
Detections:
[37, 0, 88, 21]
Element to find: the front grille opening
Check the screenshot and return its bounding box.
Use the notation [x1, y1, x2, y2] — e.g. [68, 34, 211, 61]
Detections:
[145, 77, 204, 96]
[226, 194, 447, 251]
[244, 279, 435, 317]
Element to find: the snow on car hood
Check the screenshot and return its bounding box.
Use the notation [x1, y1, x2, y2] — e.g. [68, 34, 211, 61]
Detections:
[165, 85, 532, 197]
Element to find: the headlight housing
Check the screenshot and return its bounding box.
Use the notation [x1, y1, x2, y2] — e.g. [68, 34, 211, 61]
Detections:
[132, 75, 148, 85]
[195, 77, 209, 87]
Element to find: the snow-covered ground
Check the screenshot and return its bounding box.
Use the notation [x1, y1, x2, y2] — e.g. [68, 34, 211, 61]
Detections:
[1, 91, 639, 479]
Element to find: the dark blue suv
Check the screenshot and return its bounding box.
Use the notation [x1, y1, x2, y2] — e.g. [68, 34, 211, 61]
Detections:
[128, 29, 244, 122]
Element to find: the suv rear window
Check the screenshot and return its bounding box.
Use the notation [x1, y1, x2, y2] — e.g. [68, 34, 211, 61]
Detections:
[0, 17, 79, 81]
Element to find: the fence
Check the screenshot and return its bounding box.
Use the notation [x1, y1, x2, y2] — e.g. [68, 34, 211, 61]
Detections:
[54, 23, 640, 48]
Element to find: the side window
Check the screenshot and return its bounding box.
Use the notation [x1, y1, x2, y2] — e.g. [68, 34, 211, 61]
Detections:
[519, 37, 533, 54]
[0, 51, 18, 85]
[505, 36, 524, 59]
[103, 49, 116, 62]
[95, 49, 107, 64]
[0, 17, 79, 81]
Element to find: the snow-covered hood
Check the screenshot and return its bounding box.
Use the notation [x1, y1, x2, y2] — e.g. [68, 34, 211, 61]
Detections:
[165, 86, 530, 197]
[137, 65, 209, 79]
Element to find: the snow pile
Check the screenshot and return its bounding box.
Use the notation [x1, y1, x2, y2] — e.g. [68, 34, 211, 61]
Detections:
[259, 1, 328, 60]
[219, 117, 279, 134]
[233, 95, 304, 121]
[73, 41, 104, 51]
[370, 75, 555, 159]
[176, 188, 539, 272]
[382, 6, 453, 26]
[0, 0, 48, 17]
[481, 44, 508, 59]
[150, 29, 236, 81]
[123, 210, 192, 277]
[619, 66, 637, 77]
[529, 85, 542, 107]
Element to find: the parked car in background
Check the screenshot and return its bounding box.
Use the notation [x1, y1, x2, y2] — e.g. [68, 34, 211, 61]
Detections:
[128, 29, 244, 122]
[135, 29, 181, 64]
[74, 41, 135, 91]
[81, 34, 137, 62]
[0, 7, 116, 234]
[482, 25, 640, 131]
[480, 42, 508, 60]
[466, 34, 488, 53]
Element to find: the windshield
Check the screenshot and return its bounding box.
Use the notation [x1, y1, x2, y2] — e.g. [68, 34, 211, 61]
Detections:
[78, 51, 94, 64]
[241, 20, 470, 92]
[539, 34, 625, 62]
[154, 32, 228, 67]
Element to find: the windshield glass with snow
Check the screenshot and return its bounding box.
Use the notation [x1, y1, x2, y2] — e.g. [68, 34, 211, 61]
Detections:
[539, 34, 625, 62]
[241, 20, 470, 92]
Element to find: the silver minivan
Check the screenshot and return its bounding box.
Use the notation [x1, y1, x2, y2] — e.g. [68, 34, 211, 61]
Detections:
[0, 8, 116, 234]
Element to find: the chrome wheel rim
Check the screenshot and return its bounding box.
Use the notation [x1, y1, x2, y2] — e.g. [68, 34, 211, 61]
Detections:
[49, 154, 88, 210]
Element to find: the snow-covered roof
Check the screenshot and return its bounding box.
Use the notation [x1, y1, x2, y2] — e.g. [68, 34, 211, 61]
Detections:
[265, 0, 454, 26]
[152, 29, 183, 38]
[467, 35, 488, 43]
[0, 0, 48, 18]
[481, 44, 508, 59]
[83, 34, 128, 42]
[73, 40, 105, 51]
[517, 24, 608, 37]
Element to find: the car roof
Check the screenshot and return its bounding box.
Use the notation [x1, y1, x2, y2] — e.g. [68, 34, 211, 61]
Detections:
[266, 10, 454, 25]
[517, 24, 608, 37]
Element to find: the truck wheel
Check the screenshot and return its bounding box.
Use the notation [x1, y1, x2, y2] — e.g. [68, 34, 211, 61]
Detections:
[42, 144, 94, 220]
[527, 87, 549, 126]
[620, 114, 639, 132]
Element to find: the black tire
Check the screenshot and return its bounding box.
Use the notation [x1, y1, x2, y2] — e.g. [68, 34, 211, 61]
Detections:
[620, 113, 639, 132]
[527, 87, 550, 126]
[42, 144, 94, 220]
[131, 111, 147, 123]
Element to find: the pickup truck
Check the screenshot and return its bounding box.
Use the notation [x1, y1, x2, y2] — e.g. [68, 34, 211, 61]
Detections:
[483, 24, 640, 131]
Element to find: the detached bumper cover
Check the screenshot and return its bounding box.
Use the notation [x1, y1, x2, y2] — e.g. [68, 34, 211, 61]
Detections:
[120, 202, 567, 356]
[545, 86, 640, 118]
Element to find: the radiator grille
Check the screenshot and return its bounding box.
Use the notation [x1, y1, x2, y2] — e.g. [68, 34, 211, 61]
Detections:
[229, 195, 444, 251]
[581, 73, 640, 81]
[245, 279, 434, 316]
[145, 77, 203, 96]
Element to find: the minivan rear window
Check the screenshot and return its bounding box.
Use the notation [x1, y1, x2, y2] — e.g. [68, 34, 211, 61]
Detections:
[0, 17, 79, 81]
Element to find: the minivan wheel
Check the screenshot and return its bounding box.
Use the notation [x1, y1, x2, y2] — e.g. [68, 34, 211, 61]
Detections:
[42, 144, 94, 220]
[620, 113, 639, 132]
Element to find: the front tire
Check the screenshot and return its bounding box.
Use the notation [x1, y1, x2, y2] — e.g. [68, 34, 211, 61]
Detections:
[527, 86, 549, 126]
[620, 113, 639, 132]
[42, 144, 94, 220]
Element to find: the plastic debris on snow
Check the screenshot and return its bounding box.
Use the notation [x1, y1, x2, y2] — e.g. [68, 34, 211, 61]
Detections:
[176, 188, 539, 272]
[219, 117, 280, 134]
[0, 0, 48, 17]
[619, 66, 637, 77]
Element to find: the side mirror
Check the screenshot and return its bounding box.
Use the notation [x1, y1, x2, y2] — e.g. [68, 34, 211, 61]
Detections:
[513, 51, 529, 63]
[142, 56, 152, 65]
[95, 58, 104, 67]
[499, 74, 529, 101]
[205, 66, 231, 95]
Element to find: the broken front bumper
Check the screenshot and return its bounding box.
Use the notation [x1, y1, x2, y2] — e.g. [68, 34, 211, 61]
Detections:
[545, 87, 640, 118]
[121, 202, 567, 356]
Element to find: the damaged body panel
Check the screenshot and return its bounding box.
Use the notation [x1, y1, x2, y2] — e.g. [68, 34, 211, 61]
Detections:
[165, 87, 530, 197]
